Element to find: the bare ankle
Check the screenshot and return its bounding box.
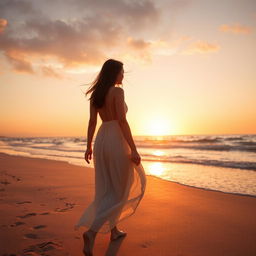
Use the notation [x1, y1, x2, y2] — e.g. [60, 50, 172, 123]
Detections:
[111, 228, 117, 233]
[87, 229, 97, 236]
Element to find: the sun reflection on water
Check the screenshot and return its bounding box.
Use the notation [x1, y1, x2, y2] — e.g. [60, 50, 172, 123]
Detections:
[148, 162, 165, 176]
[152, 150, 165, 157]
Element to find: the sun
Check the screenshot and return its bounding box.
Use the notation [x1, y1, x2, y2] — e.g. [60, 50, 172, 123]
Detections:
[144, 117, 172, 136]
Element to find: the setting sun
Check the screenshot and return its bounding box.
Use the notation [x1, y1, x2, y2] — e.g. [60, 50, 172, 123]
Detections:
[144, 117, 172, 136]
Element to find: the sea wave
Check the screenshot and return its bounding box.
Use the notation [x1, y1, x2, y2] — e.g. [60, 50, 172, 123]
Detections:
[141, 155, 256, 171]
[136, 142, 256, 152]
[1, 134, 256, 171]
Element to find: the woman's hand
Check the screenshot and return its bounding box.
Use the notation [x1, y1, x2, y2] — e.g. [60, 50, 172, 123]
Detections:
[84, 147, 92, 164]
[131, 150, 141, 166]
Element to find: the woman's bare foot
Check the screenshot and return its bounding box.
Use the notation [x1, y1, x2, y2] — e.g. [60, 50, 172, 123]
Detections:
[83, 230, 96, 256]
[110, 227, 127, 241]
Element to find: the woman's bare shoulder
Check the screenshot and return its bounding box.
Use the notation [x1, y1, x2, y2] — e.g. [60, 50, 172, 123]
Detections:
[112, 86, 123, 92]
[112, 86, 124, 96]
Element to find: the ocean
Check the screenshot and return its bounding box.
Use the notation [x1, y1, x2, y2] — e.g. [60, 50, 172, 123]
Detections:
[0, 134, 255, 197]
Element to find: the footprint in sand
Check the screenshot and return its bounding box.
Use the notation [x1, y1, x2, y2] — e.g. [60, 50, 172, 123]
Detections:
[33, 225, 47, 230]
[10, 175, 21, 182]
[17, 213, 37, 218]
[24, 233, 39, 239]
[140, 240, 153, 248]
[39, 212, 50, 215]
[10, 221, 26, 227]
[56, 197, 67, 200]
[54, 202, 76, 212]
[21, 253, 40, 256]
[22, 241, 63, 254]
[1, 171, 21, 182]
[0, 180, 11, 185]
[16, 201, 32, 204]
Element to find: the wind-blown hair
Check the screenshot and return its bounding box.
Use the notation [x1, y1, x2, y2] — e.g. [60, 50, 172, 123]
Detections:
[85, 59, 123, 108]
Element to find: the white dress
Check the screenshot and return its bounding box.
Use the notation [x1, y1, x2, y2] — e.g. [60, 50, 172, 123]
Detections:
[74, 102, 147, 233]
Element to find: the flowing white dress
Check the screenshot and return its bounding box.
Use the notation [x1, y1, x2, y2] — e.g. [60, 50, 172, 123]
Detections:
[74, 102, 147, 234]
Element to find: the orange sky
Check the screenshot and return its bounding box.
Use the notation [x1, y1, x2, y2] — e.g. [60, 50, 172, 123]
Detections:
[0, 0, 256, 137]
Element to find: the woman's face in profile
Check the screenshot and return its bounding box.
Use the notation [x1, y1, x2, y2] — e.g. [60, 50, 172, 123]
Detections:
[116, 68, 124, 85]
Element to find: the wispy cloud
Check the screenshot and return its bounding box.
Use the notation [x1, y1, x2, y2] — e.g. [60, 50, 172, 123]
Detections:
[127, 38, 151, 50]
[41, 66, 63, 79]
[148, 36, 192, 56]
[4, 49, 34, 74]
[121, 36, 192, 62]
[219, 23, 252, 34]
[182, 40, 220, 55]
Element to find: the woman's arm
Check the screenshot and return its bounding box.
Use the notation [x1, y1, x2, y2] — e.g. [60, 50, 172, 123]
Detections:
[85, 100, 97, 163]
[115, 88, 141, 165]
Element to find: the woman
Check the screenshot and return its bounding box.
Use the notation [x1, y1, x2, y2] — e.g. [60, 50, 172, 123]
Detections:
[74, 59, 147, 256]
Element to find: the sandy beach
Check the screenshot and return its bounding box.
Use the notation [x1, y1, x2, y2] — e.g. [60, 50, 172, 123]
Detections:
[0, 152, 255, 256]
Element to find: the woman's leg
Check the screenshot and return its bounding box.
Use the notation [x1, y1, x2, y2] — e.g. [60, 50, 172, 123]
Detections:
[110, 226, 127, 241]
[83, 229, 97, 255]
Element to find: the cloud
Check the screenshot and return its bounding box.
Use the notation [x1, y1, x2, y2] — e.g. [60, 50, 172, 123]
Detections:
[0, 0, 43, 19]
[41, 66, 63, 79]
[73, 0, 160, 31]
[182, 40, 220, 55]
[120, 35, 192, 62]
[122, 37, 153, 63]
[219, 23, 252, 34]
[0, 17, 126, 76]
[0, 0, 162, 76]
[0, 0, 193, 76]
[0, 18, 7, 33]
[127, 37, 151, 50]
[4, 49, 34, 73]
[137, 36, 191, 56]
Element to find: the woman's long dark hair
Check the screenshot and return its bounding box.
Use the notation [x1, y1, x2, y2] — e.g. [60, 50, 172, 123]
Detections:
[85, 59, 123, 108]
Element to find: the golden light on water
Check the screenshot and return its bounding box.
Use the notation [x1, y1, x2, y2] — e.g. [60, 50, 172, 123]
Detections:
[153, 150, 165, 156]
[148, 162, 165, 176]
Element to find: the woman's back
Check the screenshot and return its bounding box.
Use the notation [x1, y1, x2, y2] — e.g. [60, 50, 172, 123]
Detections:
[97, 86, 127, 122]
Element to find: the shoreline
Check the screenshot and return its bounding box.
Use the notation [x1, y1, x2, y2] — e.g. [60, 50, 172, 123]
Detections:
[1, 152, 256, 255]
[0, 151, 255, 198]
